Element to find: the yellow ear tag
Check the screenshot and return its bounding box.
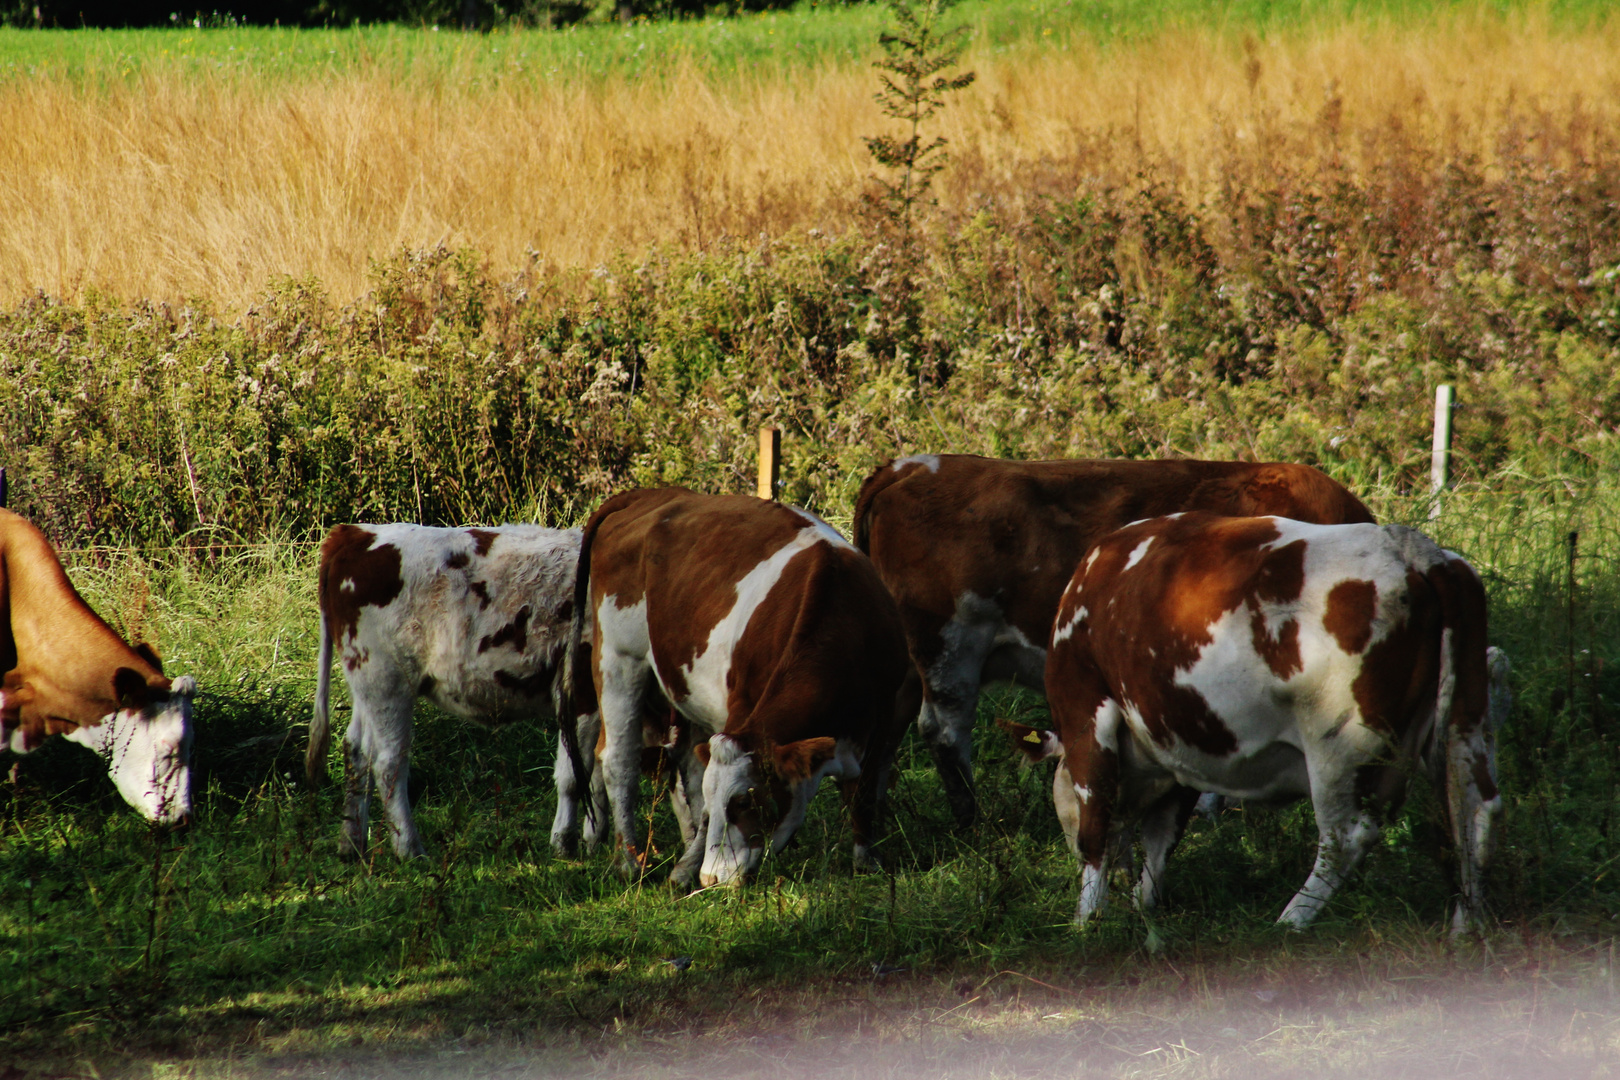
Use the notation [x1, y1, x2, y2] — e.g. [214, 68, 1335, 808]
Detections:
[1024, 731, 1042, 744]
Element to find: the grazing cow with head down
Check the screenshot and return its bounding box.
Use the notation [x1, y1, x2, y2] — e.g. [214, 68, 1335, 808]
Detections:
[853, 454, 1376, 829]
[308, 523, 585, 859]
[566, 488, 916, 888]
[1013, 512, 1505, 933]
[0, 509, 196, 824]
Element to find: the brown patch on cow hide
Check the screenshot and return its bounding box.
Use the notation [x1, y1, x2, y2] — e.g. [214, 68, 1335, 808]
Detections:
[445, 551, 470, 570]
[555, 597, 573, 623]
[468, 529, 499, 556]
[772, 737, 838, 781]
[1350, 570, 1440, 735]
[479, 606, 531, 654]
[1244, 538, 1305, 679]
[1323, 579, 1379, 655]
[467, 580, 491, 608]
[319, 525, 405, 647]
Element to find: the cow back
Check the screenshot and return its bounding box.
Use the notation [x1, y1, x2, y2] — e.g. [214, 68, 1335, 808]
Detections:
[854, 454, 1373, 653]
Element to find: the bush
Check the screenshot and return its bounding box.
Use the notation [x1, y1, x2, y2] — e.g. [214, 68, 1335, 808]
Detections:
[4, 146, 1619, 548]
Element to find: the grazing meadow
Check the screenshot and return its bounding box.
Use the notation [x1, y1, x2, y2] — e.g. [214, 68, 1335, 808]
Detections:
[3, 0, 1620, 1073]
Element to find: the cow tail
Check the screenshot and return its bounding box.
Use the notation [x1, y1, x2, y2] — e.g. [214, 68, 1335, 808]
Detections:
[1425, 550, 1498, 931]
[306, 602, 334, 787]
[851, 458, 902, 554]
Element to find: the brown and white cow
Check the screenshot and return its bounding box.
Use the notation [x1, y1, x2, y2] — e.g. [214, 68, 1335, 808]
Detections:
[0, 509, 196, 824]
[564, 488, 916, 888]
[853, 454, 1375, 828]
[1019, 512, 1504, 933]
[307, 523, 586, 859]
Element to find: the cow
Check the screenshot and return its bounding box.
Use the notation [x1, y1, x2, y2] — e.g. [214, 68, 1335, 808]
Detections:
[307, 522, 585, 860]
[0, 508, 195, 824]
[1013, 512, 1504, 933]
[852, 454, 1376, 829]
[563, 488, 917, 888]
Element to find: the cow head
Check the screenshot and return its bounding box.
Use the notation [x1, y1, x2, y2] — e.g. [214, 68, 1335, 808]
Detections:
[698, 733, 847, 887]
[66, 667, 198, 826]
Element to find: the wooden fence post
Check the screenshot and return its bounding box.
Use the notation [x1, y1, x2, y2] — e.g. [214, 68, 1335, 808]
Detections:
[757, 427, 781, 501]
[1429, 384, 1454, 520]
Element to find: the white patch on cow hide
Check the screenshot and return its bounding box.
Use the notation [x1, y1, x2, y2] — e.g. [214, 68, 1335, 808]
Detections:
[1093, 699, 1123, 754]
[1122, 536, 1156, 573]
[679, 525, 836, 727]
[1074, 782, 1092, 804]
[1051, 606, 1088, 646]
[892, 454, 941, 474]
[789, 506, 855, 550]
[1081, 548, 1101, 578]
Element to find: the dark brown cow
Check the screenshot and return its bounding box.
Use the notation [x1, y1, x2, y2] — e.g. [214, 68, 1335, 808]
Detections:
[1018, 513, 1504, 932]
[0, 509, 195, 823]
[564, 488, 916, 887]
[853, 454, 1375, 827]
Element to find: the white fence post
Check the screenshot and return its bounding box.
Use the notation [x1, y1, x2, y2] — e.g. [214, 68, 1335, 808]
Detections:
[757, 427, 781, 501]
[1429, 384, 1454, 520]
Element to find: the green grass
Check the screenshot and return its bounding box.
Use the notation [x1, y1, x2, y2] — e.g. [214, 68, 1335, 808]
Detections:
[1, 484, 1617, 1068]
[0, 0, 1612, 85]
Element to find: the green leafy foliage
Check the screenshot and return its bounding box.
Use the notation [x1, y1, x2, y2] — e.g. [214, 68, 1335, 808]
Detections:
[5, 146, 1620, 546]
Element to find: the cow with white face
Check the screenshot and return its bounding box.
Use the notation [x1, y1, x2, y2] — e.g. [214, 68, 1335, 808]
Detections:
[565, 488, 916, 888]
[853, 454, 1376, 830]
[0, 509, 196, 824]
[1014, 513, 1505, 933]
[308, 523, 587, 859]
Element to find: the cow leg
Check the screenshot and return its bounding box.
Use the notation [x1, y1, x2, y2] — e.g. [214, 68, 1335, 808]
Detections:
[849, 668, 920, 872]
[1279, 763, 1383, 929]
[1053, 699, 1123, 926]
[918, 624, 994, 830]
[550, 710, 602, 856]
[1447, 646, 1507, 935]
[339, 716, 374, 860]
[667, 747, 708, 889]
[1133, 785, 1200, 913]
[585, 759, 613, 853]
[366, 695, 424, 860]
[598, 651, 653, 877]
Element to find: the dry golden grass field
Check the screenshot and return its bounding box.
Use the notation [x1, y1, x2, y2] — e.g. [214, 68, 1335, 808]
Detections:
[2, 5, 1618, 309]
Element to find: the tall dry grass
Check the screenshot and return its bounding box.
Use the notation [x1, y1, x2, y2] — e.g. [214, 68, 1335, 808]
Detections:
[2, 6, 1617, 309]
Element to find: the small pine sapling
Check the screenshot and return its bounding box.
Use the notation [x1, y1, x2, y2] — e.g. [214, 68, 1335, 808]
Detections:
[864, 0, 977, 244]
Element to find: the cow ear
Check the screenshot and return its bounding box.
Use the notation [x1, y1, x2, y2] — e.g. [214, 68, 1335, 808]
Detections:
[692, 741, 711, 766]
[998, 719, 1062, 763]
[772, 737, 838, 782]
[113, 667, 153, 710]
[133, 642, 164, 673]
